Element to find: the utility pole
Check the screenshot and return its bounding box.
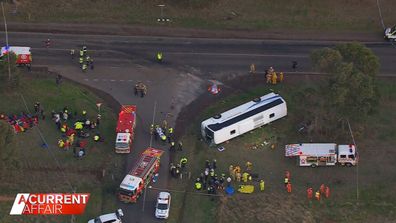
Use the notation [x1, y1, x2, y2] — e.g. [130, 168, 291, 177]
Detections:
[1, 2, 11, 81]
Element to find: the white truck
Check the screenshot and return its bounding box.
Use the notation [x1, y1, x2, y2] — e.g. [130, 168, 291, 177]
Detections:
[285, 143, 358, 167]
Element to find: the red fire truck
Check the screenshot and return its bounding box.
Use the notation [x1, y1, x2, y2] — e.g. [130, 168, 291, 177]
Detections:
[115, 105, 137, 153]
[118, 148, 164, 203]
[0, 46, 32, 65]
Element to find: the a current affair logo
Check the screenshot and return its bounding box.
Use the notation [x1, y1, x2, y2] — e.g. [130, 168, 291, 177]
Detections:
[10, 193, 90, 215]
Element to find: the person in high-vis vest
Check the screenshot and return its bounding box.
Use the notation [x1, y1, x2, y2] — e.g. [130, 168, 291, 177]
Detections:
[195, 179, 202, 190]
[82, 63, 88, 72]
[60, 124, 67, 133]
[272, 72, 278, 85]
[94, 134, 100, 142]
[279, 72, 284, 82]
[79, 49, 84, 57]
[58, 139, 65, 148]
[156, 52, 163, 62]
[74, 121, 84, 130]
[168, 127, 174, 143]
[242, 172, 249, 183]
[180, 157, 188, 168]
[79, 57, 84, 67]
[259, 180, 265, 191]
[284, 177, 289, 187]
[315, 191, 321, 201]
[169, 141, 175, 151]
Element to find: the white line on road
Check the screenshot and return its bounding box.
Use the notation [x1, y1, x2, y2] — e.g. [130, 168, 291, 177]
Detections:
[110, 79, 115, 82]
[167, 52, 308, 58]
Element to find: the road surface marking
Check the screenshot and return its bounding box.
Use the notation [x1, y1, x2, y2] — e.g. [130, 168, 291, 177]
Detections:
[167, 52, 308, 58]
[110, 79, 116, 82]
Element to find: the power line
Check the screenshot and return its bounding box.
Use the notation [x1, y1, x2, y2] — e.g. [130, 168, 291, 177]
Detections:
[347, 119, 359, 203]
[19, 93, 75, 193]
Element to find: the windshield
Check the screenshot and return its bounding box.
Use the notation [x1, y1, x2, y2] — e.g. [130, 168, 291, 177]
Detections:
[115, 142, 129, 148]
[119, 188, 135, 196]
[94, 218, 103, 223]
[157, 203, 168, 210]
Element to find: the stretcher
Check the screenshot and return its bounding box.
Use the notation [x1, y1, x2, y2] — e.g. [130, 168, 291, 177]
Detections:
[156, 127, 167, 141]
[237, 185, 254, 194]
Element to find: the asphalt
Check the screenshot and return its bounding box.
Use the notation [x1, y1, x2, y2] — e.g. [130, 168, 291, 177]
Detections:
[3, 31, 395, 223]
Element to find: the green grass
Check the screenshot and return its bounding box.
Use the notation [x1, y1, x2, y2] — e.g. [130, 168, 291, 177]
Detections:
[3, 0, 396, 31]
[0, 75, 123, 223]
[169, 79, 396, 222]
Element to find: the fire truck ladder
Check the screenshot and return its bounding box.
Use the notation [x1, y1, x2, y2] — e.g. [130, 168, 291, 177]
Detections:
[131, 155, 157, 179]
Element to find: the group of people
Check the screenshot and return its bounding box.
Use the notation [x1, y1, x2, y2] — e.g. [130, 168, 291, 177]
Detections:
[308, 183, 331, 201]
[134, 82, 147, 98]
[70, 46, 94, 72]
[194, 159, 228, 195]
[0, 112, 39, 133]
[266, 66, 284, 85]
[150, 121, 182, 151]
[169, 156, 187, 179]
[51, 106, 102, 158]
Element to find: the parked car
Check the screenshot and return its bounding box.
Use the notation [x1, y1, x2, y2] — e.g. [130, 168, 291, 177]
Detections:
[155, 192, 171, 219]
[88, 209, 124, 223]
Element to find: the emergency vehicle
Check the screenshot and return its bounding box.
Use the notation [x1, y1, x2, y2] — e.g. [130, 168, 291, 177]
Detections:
[285, 143, 358, 167]
[0, 46, 32, 65]
[118, 148, 164, 203]
[155, 192, 171, 219]
[115, 105, 136, 153]
[384, 26, 396, 41]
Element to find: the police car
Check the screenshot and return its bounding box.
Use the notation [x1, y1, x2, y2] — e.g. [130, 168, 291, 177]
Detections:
[155, 192, 171, 219]
[384, 26, 396, 41]
[88, 209, 124, 223]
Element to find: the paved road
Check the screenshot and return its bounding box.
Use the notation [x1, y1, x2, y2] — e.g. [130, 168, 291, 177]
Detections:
[3, 31, 395, 223]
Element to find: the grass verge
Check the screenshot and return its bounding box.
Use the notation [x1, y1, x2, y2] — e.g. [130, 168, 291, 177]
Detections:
[168, 78, 396, 223]
[0, 73, 123, 223]
[3, 0, 396, 32]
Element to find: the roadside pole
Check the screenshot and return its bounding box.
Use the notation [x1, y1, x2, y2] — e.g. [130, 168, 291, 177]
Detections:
[1, 2, 11, 81]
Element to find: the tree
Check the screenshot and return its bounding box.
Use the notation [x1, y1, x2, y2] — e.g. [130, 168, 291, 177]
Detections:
[0, 52, 20, 90]
[309, 43, 380, 137]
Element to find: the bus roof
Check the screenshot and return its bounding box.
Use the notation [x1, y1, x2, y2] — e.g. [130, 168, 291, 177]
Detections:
[203, 93, 285, 131]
